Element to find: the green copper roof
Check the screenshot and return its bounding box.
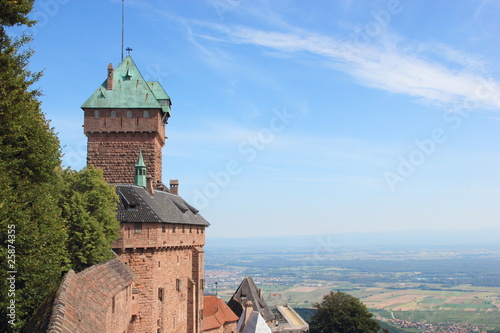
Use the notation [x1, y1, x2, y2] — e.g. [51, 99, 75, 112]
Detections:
[134, 148, 146, 187]
[135, 148, 146, 168]
[81, 56, 171, 116]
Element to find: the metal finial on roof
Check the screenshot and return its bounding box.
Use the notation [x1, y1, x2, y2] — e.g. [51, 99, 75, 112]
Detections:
[122, 0, 125, 60]
[126, 47, 133, 55]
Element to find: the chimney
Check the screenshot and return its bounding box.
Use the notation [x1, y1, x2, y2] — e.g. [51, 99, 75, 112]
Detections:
[240, 301, 253, 333]
[146, 176, 154, 196]
[170, 179, 179, 195]
[106, 63, 114, 90]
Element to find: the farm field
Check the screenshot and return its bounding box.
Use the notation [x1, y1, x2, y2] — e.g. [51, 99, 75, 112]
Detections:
[206, 243, 500, 329]
[270, 283, 500, 329]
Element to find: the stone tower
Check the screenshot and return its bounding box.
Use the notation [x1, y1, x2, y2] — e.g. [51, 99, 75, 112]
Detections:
[82, 56, 209, 333]
[82, 55, 171, 187]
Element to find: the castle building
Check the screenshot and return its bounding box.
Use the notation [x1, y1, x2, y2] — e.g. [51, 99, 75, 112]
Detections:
[25, 56, 211, 333]
[83, 55, 210, 333]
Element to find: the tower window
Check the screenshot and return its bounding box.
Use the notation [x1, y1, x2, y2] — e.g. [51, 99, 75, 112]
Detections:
[143, 110, 149, 118]
[134, 223, 142, 234]
[94, 110, 100, 118]
[110, 110, 116, 118]
[127, 110, 133, 118]
[158, 287, 164, 301]
[162, 224, 166, 233]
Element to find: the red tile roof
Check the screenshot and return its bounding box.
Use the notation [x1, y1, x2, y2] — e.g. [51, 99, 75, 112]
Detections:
[203, 295, 239, 331]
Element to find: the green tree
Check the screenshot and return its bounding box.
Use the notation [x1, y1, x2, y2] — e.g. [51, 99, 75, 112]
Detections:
[59, 166, 119, 272]
[0, 2, 120, 331]
[0, 1, 69, 331]
[309, 291, 380, 333]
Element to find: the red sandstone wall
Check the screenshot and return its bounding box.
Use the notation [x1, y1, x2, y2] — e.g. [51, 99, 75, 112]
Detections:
[84, 108, 165, 185]
[105, 284, 133, 333]
[224, 322, 237, 333]
[113, 223, 206, 250]
[114, 223, 206, 333]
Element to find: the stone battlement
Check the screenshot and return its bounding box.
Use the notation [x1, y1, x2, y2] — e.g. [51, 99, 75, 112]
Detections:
[113, 222, 206, 250]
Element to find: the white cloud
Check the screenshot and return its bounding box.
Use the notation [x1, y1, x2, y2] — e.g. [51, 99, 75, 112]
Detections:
[194, 23, 500, 111]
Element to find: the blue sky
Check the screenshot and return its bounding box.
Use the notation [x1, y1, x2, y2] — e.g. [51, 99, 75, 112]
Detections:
[14, 0, 500, 238]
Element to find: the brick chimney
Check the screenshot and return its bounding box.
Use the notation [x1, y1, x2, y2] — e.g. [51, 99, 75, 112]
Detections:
[106, 63, 114, 90]
[146, 176, 154, 196]
[169, 179, 179, 195]
[240, 300, 253, 333]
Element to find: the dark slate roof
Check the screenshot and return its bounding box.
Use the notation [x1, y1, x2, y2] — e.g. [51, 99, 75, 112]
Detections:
[227, 276, 275, 323]
[116, 185, 210, 226]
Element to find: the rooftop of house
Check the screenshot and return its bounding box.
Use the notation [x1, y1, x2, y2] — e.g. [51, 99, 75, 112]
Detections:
[117, 184, 210, 226]
[203, 295, 239, 331]
[227, 276, 275, 323]
[81, 55, 171, 117]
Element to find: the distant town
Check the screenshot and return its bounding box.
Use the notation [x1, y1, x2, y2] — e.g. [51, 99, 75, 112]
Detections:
[205, 243, 500, 332]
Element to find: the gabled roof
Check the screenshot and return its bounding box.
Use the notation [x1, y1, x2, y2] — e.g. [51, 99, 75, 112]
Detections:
[116, 184, 210, 226]
[81, 56, 171, 116]
[203, 295, 239, 331]
[227, 276, 275, 323]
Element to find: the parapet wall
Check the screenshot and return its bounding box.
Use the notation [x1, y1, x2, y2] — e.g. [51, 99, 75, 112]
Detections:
[112, 222, 206, 250]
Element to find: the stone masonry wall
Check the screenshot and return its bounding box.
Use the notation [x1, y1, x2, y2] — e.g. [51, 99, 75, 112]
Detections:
[87, 135, 163, 185]
[114, 223, 206, 333]
[112, 223, 206, 250]
[84, 108, 165, 186]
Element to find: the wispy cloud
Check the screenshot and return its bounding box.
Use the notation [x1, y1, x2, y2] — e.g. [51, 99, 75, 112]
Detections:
[193, 23, 500, 111]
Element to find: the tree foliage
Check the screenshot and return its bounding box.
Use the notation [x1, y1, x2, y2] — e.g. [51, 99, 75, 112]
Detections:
[60, 166, 119, 272]
[309, 291, 380, 333]
[0, 2, 120, 331]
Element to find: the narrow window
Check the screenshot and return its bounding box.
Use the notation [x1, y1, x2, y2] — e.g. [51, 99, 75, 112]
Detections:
[176, 278, 182, 292]
[162, 224, 166, 233]
[158, 287, 163, 301]
[172, 226, 176, 233]
[134, 223, 142, 234]
[127, 110, 133, 118]
[182, 225, 185, 233]
[143, 110, 149, 118]
[110, 110, 116, 118]
[94, 109, 100, 118]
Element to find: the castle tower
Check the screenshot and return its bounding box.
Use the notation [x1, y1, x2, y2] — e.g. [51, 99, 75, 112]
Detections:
[82, 57, 209, 333]
[82, 55, 171, 187]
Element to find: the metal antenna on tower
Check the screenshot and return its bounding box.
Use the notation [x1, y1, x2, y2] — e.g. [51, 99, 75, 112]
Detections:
[121, 0, 125, 60]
